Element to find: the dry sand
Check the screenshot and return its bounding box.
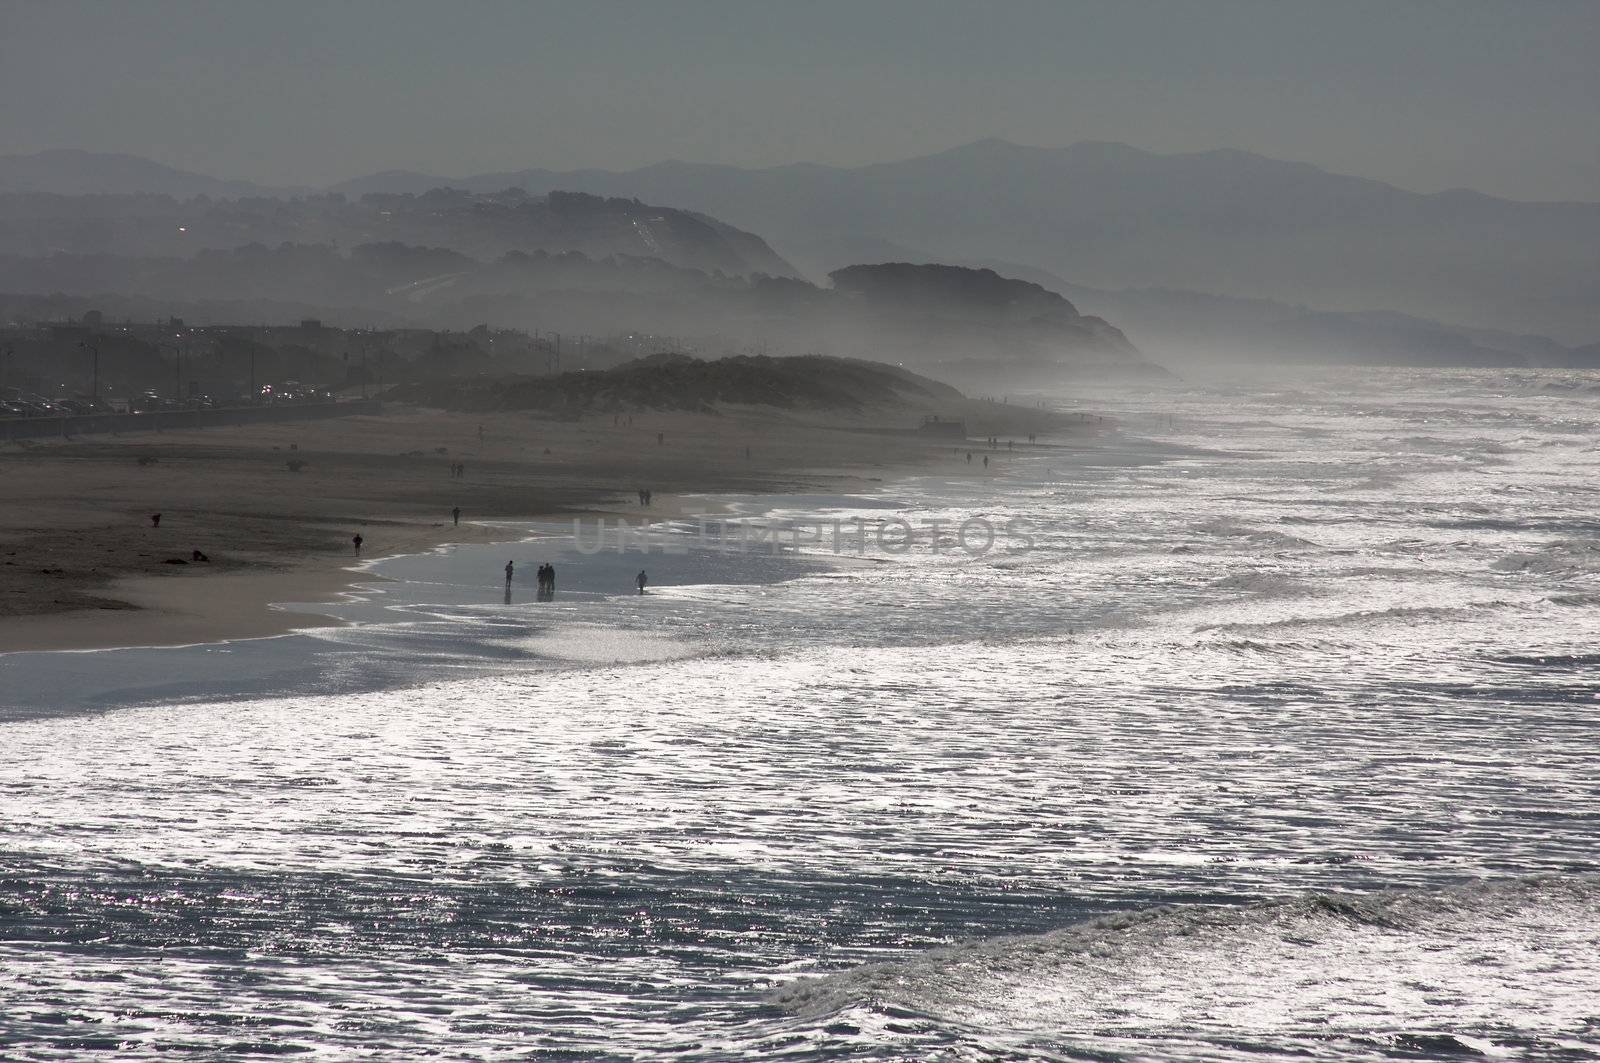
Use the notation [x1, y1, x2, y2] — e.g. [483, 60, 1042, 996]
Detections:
[1, 401, 1073, 652]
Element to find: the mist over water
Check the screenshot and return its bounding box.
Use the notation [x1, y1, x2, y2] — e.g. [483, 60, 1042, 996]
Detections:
[3, 367, 1599, 1060]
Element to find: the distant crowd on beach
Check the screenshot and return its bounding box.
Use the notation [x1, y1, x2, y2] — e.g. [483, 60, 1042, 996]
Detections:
[497, 557, 648, 600]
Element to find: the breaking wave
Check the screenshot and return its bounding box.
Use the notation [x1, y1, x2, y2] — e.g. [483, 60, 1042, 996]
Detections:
[1193, 602, 1500, 634]
[770, 876, 1600, 1059]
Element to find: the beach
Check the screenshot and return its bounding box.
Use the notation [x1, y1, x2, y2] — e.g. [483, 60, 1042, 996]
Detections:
[0, 401, 1061, 652]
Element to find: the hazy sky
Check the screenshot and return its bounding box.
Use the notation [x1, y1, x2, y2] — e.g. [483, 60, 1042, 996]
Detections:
[3, 0, 1597, 200]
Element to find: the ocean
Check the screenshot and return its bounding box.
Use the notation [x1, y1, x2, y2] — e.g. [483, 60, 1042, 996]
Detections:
[2, 367, 1598, 1060]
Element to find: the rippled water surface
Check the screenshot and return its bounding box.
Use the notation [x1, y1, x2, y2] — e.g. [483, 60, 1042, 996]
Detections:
[3, 368, 1599, 1060]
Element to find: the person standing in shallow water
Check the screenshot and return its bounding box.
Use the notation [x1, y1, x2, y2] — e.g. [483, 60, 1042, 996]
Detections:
[505, 560, 514, 583]
[636, 570, 648, 594]
[452, 506, 461, 526]
[352, 534, 363, 555]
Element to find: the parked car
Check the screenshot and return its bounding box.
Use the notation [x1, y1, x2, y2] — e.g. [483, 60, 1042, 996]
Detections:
[131, 390, 186, 413]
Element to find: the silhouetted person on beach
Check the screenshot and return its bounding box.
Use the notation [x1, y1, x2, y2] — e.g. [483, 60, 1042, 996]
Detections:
[352, 534, 363, 554]
[637, 570, 648, 594]
[966, 452, 972, 463]
[505, 560, 515, 582]
[545, 564, 556, 593]
[150, 513, 161, 528]
[644, 489, 653, 506]
[983, 455, 989, 468]
[452, 506, 461, 526]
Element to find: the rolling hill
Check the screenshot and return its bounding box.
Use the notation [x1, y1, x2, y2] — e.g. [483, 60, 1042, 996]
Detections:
[0, 149, 277, 198]
[0, 186, 796, 279]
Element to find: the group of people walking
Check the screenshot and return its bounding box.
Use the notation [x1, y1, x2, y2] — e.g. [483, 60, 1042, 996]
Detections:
[503, 560, 558, 598]
[501, 559, 649, 597]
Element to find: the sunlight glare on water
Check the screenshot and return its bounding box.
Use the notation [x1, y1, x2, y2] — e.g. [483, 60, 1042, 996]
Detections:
[2, 368, 1598, 1060]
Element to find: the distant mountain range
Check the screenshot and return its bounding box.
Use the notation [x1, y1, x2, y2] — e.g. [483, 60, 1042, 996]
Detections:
[322, 139, 1600, 346]
[3, 141, 1597, 360]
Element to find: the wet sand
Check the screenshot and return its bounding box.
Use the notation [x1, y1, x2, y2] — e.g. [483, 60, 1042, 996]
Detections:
[0, 401, 1072, 652]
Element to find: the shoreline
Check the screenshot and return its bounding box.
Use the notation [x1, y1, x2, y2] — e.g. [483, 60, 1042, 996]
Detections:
[0, 488, 790, 655]
[1, 404, 1029, 654]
